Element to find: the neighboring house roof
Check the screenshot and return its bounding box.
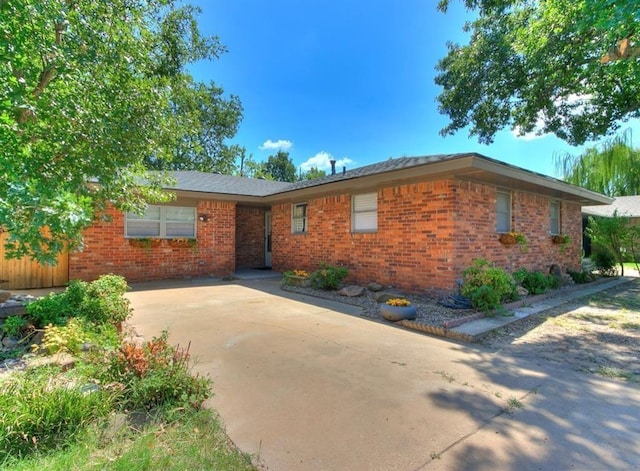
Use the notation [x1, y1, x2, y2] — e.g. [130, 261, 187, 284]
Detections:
[582, 195, 640, 217]
[163, 153, 613, 206]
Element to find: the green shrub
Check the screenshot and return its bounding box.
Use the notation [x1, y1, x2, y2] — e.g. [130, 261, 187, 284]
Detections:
[25, 275, 131, 329]
[2, 315, 28, 338]
[0, 365, 114, 459]
[79, 274, 131, 326]
[97, 331, 211, 411]
[592, 249, 617, 277]
[26, 292, 74, 328]
[512, 268, 556, 295]
[461, 259, 518, 312]
[309, 263, 349, 290]
[40, 318, 120, 355]
[567, 269, 596, 284]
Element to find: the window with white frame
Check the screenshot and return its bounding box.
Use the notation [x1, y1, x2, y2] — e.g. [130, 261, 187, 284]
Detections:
[352, 193, 377, 232]
[496, 190, 511, 233]
[549, 201, 560, 235]
[126, 205, 196, 238]
[292, 203, 308, 234]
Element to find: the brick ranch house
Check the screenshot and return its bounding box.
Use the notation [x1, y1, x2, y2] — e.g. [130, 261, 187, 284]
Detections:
[70, 153, 612, 294]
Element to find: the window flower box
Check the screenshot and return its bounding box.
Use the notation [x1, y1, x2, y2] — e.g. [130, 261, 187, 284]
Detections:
[128, 238, 161, 248]
[551, 234, 570, 245]
[168, 238, 197, 248]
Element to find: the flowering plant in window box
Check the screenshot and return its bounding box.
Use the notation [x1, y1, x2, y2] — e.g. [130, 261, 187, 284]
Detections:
[551, 234, 570, 244]
[168, 237, 197, 248]
[128, 238, 161, 248]
[498, 232, 528, 253]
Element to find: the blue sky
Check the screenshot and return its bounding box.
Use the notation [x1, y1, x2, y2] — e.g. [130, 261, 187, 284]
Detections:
[190, 0, 639, 179]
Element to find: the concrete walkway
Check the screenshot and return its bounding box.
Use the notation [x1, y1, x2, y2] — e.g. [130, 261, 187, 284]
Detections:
[127, 277, 640, 471]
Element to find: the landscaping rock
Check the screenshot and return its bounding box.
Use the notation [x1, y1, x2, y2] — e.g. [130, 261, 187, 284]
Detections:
[373, 292, 398, 304]
[2, 336, 18, 348]
[0, 290, 11, 303]
[339, 285, 365, 297]
[367, 282, 383, 292]
[517, 286, 529, 297]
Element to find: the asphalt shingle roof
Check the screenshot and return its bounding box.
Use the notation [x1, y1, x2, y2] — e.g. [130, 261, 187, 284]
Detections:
[582, 195, 640, 217]
[164, 171, 292, 197]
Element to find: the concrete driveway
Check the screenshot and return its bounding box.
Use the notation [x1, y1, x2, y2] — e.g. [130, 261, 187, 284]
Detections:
[127, 277, 640, 471]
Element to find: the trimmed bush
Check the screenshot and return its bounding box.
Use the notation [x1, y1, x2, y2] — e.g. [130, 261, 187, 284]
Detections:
[309, 263, 349, 290]
[461, 259, 518, 312]
[592, 249, 617, 277]
[512, 268, 557, 295]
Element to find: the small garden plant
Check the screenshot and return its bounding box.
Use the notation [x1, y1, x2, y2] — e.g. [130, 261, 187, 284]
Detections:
[512, 268, 559, 295]
[386, 298, 411, 307]
[309, 263, 349, 290]
[461, 258, 518, 313]
[0, 274, 217, 466]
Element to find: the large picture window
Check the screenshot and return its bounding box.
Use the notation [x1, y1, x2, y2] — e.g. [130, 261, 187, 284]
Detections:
[496, 190, 511, 233]
[352, 193, 377, 232]
[292, 203, 308, 234]
[126, 205, 196, 238]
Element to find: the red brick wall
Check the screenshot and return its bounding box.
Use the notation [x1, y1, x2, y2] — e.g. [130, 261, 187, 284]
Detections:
[452, 181, 582, 282]
[69, 200, 236, 282]
[272, 178, 583, 294]
[236, 207, 265, 268]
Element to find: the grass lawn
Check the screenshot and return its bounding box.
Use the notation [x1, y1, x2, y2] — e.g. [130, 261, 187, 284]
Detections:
[2, 409, 256, 471]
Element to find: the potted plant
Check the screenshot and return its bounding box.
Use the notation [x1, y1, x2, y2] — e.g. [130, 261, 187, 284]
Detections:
[282, 269, 311, 287]
[380, 298, 417, 321]
[498, 231, 528, 253]
[551, 234, 571, 253]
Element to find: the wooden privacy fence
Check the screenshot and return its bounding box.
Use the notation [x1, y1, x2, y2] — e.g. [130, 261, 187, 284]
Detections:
[0, 232, 69, 290]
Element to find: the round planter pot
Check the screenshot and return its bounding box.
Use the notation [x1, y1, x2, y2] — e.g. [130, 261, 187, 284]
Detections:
[380, 304, 417, 322]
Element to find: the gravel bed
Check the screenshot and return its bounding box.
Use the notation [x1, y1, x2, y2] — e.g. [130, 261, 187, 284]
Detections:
[282, 284, 476, 326]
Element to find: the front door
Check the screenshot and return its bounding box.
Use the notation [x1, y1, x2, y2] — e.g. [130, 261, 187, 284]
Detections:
[265, 210, 272, 267]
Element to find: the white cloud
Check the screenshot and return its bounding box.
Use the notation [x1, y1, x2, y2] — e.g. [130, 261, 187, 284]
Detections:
[512, 93, 593, 141]
[259, 139, 293, 151]
[299, 151, 354, 172]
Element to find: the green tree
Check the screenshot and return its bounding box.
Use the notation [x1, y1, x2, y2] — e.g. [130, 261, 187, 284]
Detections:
[263, 151, 296, 182]
[436, 0, 640, 145]
[555, 131, 640, 197]
[1, 0, 229, 264]
[298, 167, 327, 181]
[144, 77, 243, 173]
[587, 213, 630, 276]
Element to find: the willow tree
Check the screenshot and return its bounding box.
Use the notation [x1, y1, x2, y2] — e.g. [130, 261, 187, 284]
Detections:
[1, 1, 232, 264]
[436, 0, 639, 145]
[555, 131, 640, 197]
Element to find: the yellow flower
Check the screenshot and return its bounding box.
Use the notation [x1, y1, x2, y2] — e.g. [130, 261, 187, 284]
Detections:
[386, 298, 411, 307]
[293, 269, 309, 278]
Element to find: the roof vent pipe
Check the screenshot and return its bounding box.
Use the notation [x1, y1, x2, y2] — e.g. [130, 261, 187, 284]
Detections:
[342, 166, 346, 175]
[330, 159, 336, 175]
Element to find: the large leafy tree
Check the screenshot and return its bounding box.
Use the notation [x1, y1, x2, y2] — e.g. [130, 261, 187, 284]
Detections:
[263, 151, 297, 182]
[1, 0, 228, 263]
[436, 0, 640, 145]
[555, 131, 640, 197]
[144, 77, 243, 173]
